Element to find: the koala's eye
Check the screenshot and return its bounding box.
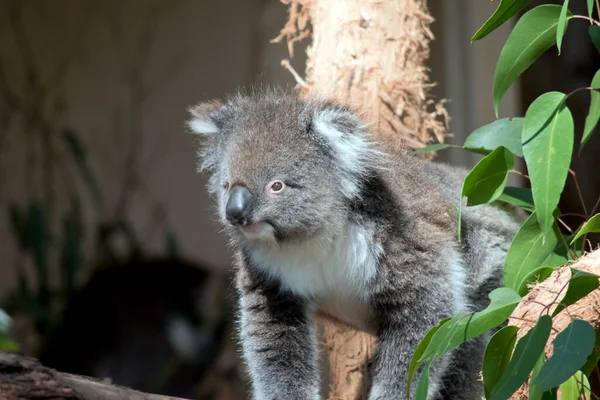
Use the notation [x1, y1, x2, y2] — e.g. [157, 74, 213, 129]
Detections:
[224, 182, 230, 190]
[267, 180, 286, 194]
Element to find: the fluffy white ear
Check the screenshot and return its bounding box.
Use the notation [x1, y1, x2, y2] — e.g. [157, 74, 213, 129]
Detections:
[187, 101, 222, 135]
[312, 106, 383, 197]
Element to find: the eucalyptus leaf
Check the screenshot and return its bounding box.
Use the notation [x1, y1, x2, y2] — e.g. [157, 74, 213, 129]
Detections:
[463, 118, 524, 157]
[552, 268, 599, 317]
[517, 266, 555, 296]
[414, 143, 452, 154]
[590, 25, 600, 53]
[472, 0, 532, 41]
[522, 92, 574, 240]
[496, 186, 534, 212]
[414, 361, 432, 400]
[490, 315, 553, 400]
[571, 213, 600, 244]
[556, 0, 570, 55]
[588, 0, 594, 19]
[529, 354, 547, 400]
[482, 325, 519, 398]
[581, 329, 600, 376]
[493, 5, 568, 116]
[421, 288, 521, 361]
[462, 146, 514, 206]
[534, 320, 595, 391]
[504, 212, 560, 291]
[407, 317, 449, 398]
[559, 371, 591, 400]
[582, 70, 600, 152]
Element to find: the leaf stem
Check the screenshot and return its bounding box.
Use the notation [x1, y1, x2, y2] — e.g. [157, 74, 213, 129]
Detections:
[509, 169, 530, 180]
[590, 191, 600, 217]
[569, 169, 588, 216]
[570, 14, 600, 26]
[559, 212, 588, 220]
[557, 217, 574, 234]
[556, 220, 578, 260]
[566, 86, 599, 100]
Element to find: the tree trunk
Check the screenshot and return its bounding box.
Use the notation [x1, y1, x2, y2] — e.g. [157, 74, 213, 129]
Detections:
[273, 1, 448, 398]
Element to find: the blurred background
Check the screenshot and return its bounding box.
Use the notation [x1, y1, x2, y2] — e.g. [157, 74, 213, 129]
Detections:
[0, 0, 598, 399]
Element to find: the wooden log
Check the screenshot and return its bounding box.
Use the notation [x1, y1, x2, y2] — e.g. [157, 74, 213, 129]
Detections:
[0, 351, 188, 400]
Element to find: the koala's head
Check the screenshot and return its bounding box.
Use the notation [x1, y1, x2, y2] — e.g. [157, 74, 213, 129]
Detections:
[187, 88, 383, 245]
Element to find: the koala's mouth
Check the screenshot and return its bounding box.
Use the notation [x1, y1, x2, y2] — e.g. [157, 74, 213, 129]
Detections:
[238, 221, 276, 242]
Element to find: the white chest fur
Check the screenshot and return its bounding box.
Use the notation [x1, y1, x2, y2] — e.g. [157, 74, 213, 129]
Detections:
[249, 221, 382, 329]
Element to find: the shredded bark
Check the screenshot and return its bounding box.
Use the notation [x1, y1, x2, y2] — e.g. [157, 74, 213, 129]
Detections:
[271, 0, 449, 159]
[508, 248, 600, 400]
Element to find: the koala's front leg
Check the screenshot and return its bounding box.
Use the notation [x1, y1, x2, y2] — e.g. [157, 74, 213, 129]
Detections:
[369, 275, 456, 400]
[236, 265, 320, 400]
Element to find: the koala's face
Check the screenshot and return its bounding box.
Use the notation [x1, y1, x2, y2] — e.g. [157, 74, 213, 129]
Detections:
[188, 89, 381, 244]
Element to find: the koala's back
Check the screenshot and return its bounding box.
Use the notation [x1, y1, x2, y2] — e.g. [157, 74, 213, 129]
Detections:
[379, 150, 522, 309]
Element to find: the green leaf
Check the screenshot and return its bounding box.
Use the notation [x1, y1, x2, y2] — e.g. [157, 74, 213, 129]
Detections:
[496, 186, 534, 212]
[0, 335, 19, 352]
[559, 371, 591, 400]
[522, 92, 574, 240]
[529, 354, 548, 400]
[24, 202, 50, 296]
[504, 212, 560, 291]
[581, 329, 600, 376]
[590, 25, 600, 53]
[8, 202, 27, 249]
[421, 288, 522, 361]
[588, 0, 594, 19]
[463, 118, 524, 157]
[472, 0, 532, 41]
[493, 5, 569, 116]
[60, 204, 83, 293]
[552, 268, 600, 317]
[0, 308, 11, 335]
[534, 320, 595, 391]
[414, 143, 452, 154]
[63, 129, 102, 207]
[414, 361, 432, 400]
[571, 213, 600, 244]
[462, 146, 514, 206]
[490, 315, 553, 400]
[407, 317, 449, 398]
[483, 325, 520, 398]
[582, 71, 600, 152]
[517, 266, 555, 296]
[556, 0, 570, 55]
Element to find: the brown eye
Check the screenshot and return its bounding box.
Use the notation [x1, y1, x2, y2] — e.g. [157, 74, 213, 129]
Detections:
[267, 180, 285, 194]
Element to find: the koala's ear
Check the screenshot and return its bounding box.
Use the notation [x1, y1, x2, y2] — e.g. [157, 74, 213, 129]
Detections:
[187, 100, 223, 135]
[311, 103, 384, 197]
[313, 104, 380, 166]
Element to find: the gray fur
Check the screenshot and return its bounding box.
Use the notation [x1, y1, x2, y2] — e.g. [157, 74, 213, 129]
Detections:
[187, 87, 522, 400]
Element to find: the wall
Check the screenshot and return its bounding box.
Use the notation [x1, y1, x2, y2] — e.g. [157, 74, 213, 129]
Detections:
[0, 0, 518, 298]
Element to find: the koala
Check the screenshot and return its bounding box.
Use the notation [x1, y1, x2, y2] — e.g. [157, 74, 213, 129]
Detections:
[187, 87, 522, 400]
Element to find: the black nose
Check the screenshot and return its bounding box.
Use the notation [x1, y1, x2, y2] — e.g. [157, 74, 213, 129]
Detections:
[226, 186, 252, 226]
